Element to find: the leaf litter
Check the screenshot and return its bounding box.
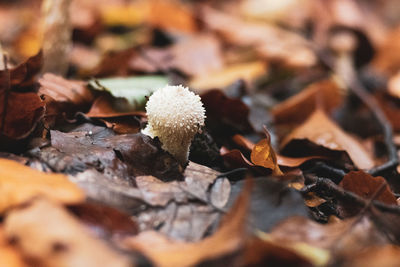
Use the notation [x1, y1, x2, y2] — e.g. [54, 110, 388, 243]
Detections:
[1, 0, 400, 266]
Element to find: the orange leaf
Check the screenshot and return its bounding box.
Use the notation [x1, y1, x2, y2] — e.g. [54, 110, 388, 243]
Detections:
[0, 159, 84, 213]
[4, 199, 130, 267]
[251, 131, 283, 175]
[0, 228, 25, 267]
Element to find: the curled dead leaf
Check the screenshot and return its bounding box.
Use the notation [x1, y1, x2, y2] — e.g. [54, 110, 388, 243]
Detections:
[250, 130, 283, 175]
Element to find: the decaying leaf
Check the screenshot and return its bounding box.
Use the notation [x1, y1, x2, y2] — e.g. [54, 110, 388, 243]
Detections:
[124, 179, 251, 267]
[86, 95, 146, 118]
[281, 109, 375, 169]
[0, 158, 84, 213]
[201, 89, 253, 136]
[38, 73, 93, 106]
[0, 91, 45, 140]
[339, 171, 397, 205]
[37, 129, 183, 181]
[4, 199, 132, 267]
[68, 202, 139, 240]
[0, 52, 45, 143]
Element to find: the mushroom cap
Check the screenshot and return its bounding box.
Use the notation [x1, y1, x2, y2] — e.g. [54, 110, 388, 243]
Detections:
[145, 85, 206, 141]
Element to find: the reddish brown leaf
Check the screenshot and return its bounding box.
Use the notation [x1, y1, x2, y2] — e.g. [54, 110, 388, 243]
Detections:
[7, 51, 43, 90]
[376, 93, 400, 131]
[85, 94, 144, 133]
[86, 95, 146, 118]
[281, 109, 375, 169]
[130, 34, 224, 77]
[201, 89, 253, 135]
[0, 91, 45, 140]
[38, 73, 93, 106]
[68, 202, 138, 239]
[0, 52, 44, 142]
[339, 171, 397, 205]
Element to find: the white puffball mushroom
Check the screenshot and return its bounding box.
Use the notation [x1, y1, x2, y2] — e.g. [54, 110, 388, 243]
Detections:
[142, 85, 206, 165]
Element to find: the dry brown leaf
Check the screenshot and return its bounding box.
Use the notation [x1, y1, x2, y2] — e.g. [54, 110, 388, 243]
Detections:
[281, 109, 375, 169]
[4, 199, 131, 267]
[170, 34, 224, 76]
[0, 228, 26, 267]
[86, 95, 146, 118]
[190, 61, 267, 91]
[0, 158, 84, 213]
[339, 171, 397, 205]
[271, 78, 344, 124]
[124, 179, 252, 267]
[38, 73, 93, 106]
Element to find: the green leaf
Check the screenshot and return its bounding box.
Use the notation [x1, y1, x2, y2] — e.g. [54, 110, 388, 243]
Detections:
[89, 75, 168, 111]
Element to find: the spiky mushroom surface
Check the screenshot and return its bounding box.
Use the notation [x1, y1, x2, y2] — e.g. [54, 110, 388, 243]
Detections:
[142, 85, 206, 165]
